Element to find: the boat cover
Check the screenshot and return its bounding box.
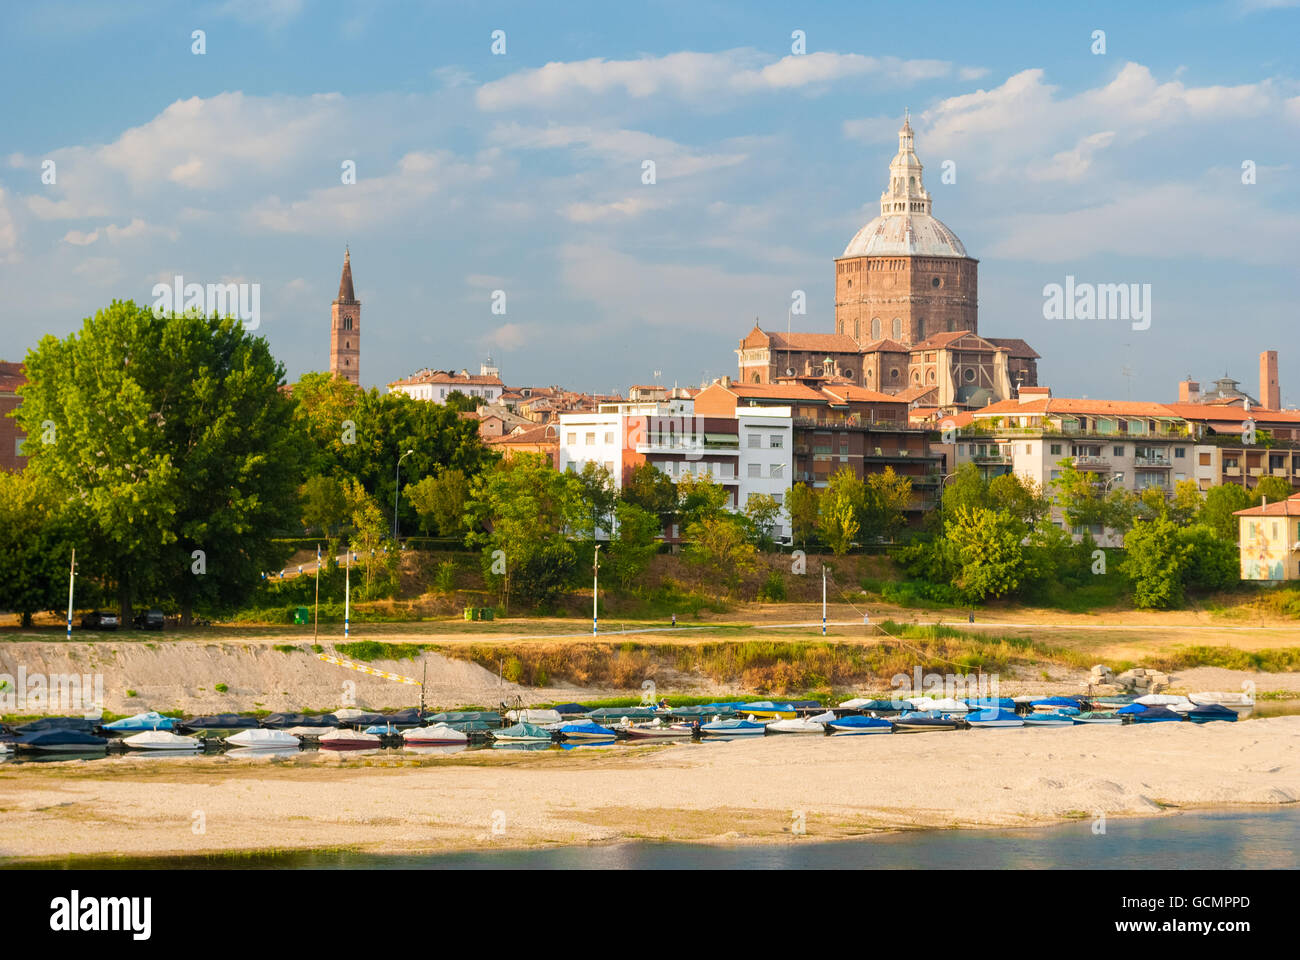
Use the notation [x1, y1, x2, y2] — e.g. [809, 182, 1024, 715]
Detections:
[180, 714, 259, 729]
[1132, 705, 1183, 722]
[494, 722, 553, 740]
[586, 706, 658, 720]
[966, 708, 1022, 723]
[260, 713, 340, 729]
[12, 717, 98, 734]
[829, 715, 892, 729]
[427, 711, 502, 724]
[15, 729, 108, 747]
[1135, 694, 1190, 706]
[1187, 704, 1238, 722]
[103, 711, 177, 731]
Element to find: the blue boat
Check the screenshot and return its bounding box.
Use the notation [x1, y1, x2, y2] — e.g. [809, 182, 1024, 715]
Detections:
[556, 720, 615, 740]
[1022, 710, 1075, 726]
[893, 710, 960, 732]
[965, 697, 1016, 711]
[1030, 696, 1084, 710]
[1132, 705, 1184, 723]
[14, 729, 109, 752]
[965, 708, 1024, 728]
[700, 718, 766, 737]
[1115, 703, 1147, 715]
[363, 723, 401, 736]
[1187, 704, 1238, 724]
[826, 715, 893, 735]
[103, 711, 177, 732]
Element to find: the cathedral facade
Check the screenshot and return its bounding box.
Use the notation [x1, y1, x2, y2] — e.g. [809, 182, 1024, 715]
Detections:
[738, 116, 1038, 410]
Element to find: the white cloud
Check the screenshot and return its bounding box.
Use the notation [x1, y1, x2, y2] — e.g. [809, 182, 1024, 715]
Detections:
[489, 123, 746, 179]
[477, 49, 964, 110]
[482, 323, 531, 351]
[1028, 131, 1117, 182]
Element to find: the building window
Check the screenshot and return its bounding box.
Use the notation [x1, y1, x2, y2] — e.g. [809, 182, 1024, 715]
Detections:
[871, 318, 881, 339]
[1199, 452, 1211, 466]
[932, 277, 941, 288]
[854, 319, 860, 339]
[1113, 445, 1125, 456]
[566, 433, 576, 445]
[890, 368, 900, 380]
[912, 371, 921, 383]
[957, 444, 965, 455]
[720, 463, 733, 478]
[748, 434, 761, 448]
[771, 463, 784, 478]
[1050, 443, 1062, 455]
[748, 463, 761, 478]
[892, 317, 902, 339]
[585, 432, 595, 445]
[1174, 447, 1185, 458]
[770, 435, 783, 448]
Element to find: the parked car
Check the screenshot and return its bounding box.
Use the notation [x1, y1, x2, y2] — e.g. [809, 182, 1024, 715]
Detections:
[132, 609, 165, 630]
[80, 611, 119, 630]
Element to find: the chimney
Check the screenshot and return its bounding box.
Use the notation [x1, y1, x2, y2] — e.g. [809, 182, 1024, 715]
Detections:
[1260, 350, 1280, 410]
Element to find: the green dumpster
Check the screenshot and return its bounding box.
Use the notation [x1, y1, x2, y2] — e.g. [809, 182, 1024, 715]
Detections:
[463, 606, 475, 621]
[481, 607, 494, 621]
[293, 606, 309, 625]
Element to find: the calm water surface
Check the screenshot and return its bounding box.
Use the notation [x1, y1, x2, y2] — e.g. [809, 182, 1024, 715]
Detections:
[11, 808, 1298, 870]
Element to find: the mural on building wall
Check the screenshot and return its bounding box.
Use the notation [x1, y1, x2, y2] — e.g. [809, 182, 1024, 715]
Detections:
[1240, 518, 1287, 581]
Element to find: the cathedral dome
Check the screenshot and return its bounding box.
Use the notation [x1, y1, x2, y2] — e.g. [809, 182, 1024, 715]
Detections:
[842, 212, 967, 258]
[841, 113, 969, 260]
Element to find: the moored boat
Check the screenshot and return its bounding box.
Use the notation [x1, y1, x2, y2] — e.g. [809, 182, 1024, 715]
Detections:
[14, 730, 109, 752]
[319, 728, 382, 749]
[401, 723, 469, 745]
[555, 720, 616, 740]
[1072, 711, 1123, 725]
[224, 729, 300, 749]
[767, 710, 834, 734]
[103, 711, 178, 732]
[1022, 711, 1076, 727]
[492, 722, 554, 742]
[621, 719, 694, 739]
[122, 730, 202, 750]
[1131, 705, 1184, 723]
[699, 718, 766, 737]
[965, 708, 1024, 728]
[1187, 703, 1238, 723]
[826, 715, 893, 734]
[505, 709, 563, 725]
[892, 710, 959, 732]
[1189, 692, 1254, 711]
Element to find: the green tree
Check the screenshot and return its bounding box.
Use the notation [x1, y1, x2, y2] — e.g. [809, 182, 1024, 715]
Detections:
[17, 301, 303, 624]
[785, 482, 819, 548]
[685, 514, 757, 597]
[743, 492, 782, 548]
[817, 467, 864, 555]
[464, 453, 585, 611]
[607, 501, 660, 590]
[1168, 479, 1203, 526]
[444, 390, 481, 413]
[620, 462, 677, 529]
[677, 472, 728, 529]
[406, 468, 470, 537]
[1251, 475, 1292, 506]
[0, 473, 75, 627]
[1179, 524, 1239, 594]
[1121, 516, 1190, 609]
[946, 506, 1027, 601]
[1197, 483, 1251, 540]
[573, 461, 617, 539]
[987, 472, 1049, 525]
[300, 474, 348, 537]
[863, 467, 913, 540]
[1051, 460, 1135, 535]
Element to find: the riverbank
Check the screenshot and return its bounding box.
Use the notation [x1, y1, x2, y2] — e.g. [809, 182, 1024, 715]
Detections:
[2, 716, 1296, 862]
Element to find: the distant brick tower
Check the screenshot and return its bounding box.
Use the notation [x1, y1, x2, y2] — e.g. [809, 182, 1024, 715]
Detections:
[330, 248, 360, 385]
[1260, 350, 1280, 410]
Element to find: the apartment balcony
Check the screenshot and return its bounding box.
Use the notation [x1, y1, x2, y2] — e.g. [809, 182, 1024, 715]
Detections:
[1249, 467, 1264, 477]
[635, 442, 738, 456]
[1134, 456, 1171, 468]
[1072, 455, 1111, 468]
[1225, 466, 1242, 476]
[972, 454, 1012, 465]
[1271, 468, 1290, 477]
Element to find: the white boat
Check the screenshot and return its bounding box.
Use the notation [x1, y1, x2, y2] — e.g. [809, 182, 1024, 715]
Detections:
[224, 729, 300, 749]
[332, 708, 371, 722]
[621, 718, 694, 739]
[927, 697, 970, 713]
[123, 730, 202, 750]
[505, 709, 563, 725]
[1189, 691, 1255, 711]
[767, 710, 834, 734]
[838, 697, 873, 710]
[284, 725, 334, 738]
[699, 717, 767, 737]
[318, 728, 382, 749]
[401, 723, 469, 745]
[965, 708, 1024, 729]
[1135, 694, 1191, 707]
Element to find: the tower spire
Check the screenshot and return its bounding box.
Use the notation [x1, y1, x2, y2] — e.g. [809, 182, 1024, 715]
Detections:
[336, 247, 356, 303]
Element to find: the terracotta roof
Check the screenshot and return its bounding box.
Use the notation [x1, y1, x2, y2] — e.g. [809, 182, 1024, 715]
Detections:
[857, 337, 911, 354]
[1234, 493, 1300, 517]
[336, 248, 356, 302]
[389, 368, 505, 388]
[893, 385, 937, 403]
[985, 337, 1041, 359]
[727, 382, 829, 403]
[976, 397, 1191, 419]
[1162, 403, 1300, 424]
[487, 423, 558, 445]
[821, 385, 906, 405]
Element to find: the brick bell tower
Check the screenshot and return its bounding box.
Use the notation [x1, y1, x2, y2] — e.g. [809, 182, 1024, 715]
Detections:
[330, 248, 360, 385]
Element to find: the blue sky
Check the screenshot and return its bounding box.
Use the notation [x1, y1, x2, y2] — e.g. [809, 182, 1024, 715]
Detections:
[2, 0, 1298, 404]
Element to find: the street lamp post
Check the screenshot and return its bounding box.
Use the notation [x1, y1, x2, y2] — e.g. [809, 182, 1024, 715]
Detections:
[393, 448, 414, 540]
[592, 544, 600, 636]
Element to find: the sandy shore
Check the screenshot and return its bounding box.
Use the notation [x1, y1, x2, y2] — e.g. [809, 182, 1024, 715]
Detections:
[1, 716, 1296, 862]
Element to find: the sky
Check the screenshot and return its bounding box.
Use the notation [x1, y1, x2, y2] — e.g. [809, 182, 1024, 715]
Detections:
[2, 0, 1298, 404]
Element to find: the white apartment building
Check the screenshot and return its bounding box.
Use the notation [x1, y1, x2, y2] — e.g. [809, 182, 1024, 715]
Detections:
[954, 389, 1194, 545]
[388, 367, 505, 404]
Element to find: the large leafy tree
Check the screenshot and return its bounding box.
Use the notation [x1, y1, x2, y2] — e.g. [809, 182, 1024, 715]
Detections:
[0, 472, 75, 626]
[817, 467, 864, 555]
[607, 501, 660, 590]
[620, 462, 678, 530]
[1197, 483, 1251, 541]
[292, 372, 493, 536]
[464, 453, 585, 611]
[946, 505, 1028, 602]
[1121, 516, 1191, 609]
[685, 514, 757, 597]
[17, 301, 303, 623]
[573, 461, 617, 539]
[784, 482, 819, 548]
[406, 468, 470, 537]
[863, 467, 913, 541]
[1051, 459, 1135, 534]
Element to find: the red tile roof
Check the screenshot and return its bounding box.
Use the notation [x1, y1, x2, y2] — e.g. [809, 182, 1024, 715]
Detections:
[1234, 493, 1300, 517]
[0, 361, 24, 394]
